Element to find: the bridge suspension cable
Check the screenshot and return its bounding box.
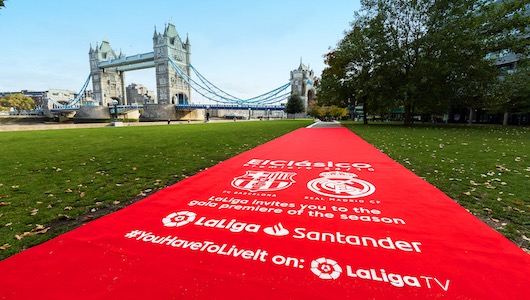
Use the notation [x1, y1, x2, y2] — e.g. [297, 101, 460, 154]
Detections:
[48, 74, 92, 109]
[189, 64, 243, 102]
[169, 58, 291, 105]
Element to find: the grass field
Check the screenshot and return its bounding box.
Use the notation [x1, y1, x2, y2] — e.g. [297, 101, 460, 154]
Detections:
[343, 122, 529, 251]
[0, 120, 312, 260]
[1, 120, 528, 260]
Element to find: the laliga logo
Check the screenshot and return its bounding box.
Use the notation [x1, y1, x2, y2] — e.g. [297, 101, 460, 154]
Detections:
[162, 211, 261, 233]
[307, 171, 376, 198]
[163, 211, 197, 227]
[311, 257, 342, 280]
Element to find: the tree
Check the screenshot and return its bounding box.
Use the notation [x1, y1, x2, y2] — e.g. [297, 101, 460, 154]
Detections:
[307, 105, 325, 119]
[321, 0, 503, 125]
[285, 94, 305, 116]
[328, 105, 349, 119]
[321, 0, 433, 124]
[423, 1, 499, 123]
[320, 15, 394, 124]
[481, 0, 530, 57]
[0, 94, 36, 114]
[366, 0, 434, 124]
[489, 59, 530, 124]
[307, 104, 348, 120]
[481, 0, 530, 124]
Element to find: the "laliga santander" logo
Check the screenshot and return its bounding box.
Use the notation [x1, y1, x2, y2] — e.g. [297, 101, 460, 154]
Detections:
[162, 211, 291, 237]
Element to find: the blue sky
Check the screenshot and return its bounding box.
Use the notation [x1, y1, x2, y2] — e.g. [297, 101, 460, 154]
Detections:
[0, 0, 360, 100]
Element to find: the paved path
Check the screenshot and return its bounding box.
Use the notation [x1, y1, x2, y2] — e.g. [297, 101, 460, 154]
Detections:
[307, 120, 342, 128]
[0, 118, 257, 132]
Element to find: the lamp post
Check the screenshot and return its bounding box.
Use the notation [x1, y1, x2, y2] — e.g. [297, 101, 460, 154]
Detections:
[109, 97, 123, 126]
[111, 99, 119, 121]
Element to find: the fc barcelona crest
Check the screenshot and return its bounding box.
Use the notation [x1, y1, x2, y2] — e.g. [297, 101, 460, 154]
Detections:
[231, 171, 296, 192]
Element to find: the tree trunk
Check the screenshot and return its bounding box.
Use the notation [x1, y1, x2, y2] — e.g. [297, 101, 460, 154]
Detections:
[403, 103, 412, 125]
[503, 111, 509, 126]
[363, 101, 368, 125]
[468, 108, 474, 125]
[403, 88, 415, 125]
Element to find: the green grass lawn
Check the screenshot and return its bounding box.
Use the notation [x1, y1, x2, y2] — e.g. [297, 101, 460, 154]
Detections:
[1, 120, 528, 260]
[343, 121, 529, 250]
[0, 120, 312, 260]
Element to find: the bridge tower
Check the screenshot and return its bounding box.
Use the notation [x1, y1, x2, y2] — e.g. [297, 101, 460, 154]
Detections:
[290, 60, 316, 112]
[153, 23, 191, 105]
[89, 40, 126, 105]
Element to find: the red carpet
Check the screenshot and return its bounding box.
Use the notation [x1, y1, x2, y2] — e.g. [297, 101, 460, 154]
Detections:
[1, 127, 528, 299]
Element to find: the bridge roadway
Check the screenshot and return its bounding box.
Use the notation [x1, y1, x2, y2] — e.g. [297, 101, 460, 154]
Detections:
[98, 52, 155, 72]
[175, 104, 285, 111]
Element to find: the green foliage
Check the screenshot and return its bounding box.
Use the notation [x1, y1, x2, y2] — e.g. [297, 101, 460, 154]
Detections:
[321, 0, 528, 125]
[308, 105, 348, 119]
[328, 105, 349, 118]
[307, 105, 325, 119]
[0, 94, 36, 113]
[480, 1, 530, 115]
[421, 1, 497, 114]
[481, 0, 530, 56]
[489, 59, 530, 114]
[285, 94, 305, 115]
[0, 120, 312, 259]
[344, 122, 529, 249]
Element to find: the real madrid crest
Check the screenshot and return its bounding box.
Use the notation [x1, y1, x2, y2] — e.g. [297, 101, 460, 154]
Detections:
[307, 171, 376, 198]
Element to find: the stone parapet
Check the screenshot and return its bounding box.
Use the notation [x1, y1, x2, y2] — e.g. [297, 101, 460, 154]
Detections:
[73, 106, 111, 123]
[140, 104, 178, 121]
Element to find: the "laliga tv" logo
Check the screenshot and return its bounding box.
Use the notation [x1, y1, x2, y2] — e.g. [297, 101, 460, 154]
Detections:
[309, 257, 450, 292]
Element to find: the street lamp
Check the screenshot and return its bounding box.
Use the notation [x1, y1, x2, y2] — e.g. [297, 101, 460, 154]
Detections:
[111, 99, 119, 121]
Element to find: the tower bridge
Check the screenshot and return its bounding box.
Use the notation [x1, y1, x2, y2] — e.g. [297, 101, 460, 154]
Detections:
[46, 22, 316, 122]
